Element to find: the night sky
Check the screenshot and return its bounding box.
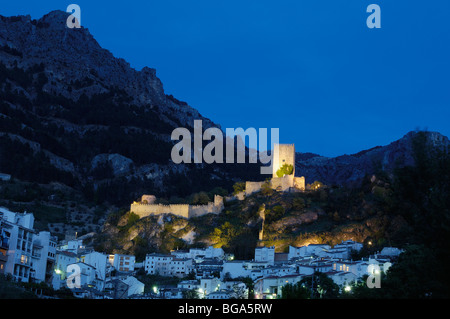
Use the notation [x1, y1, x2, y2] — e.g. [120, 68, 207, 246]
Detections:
[2, 0, 449, 157]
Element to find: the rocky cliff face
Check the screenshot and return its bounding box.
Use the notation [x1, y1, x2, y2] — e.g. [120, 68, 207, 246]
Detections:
[1, 10, 262, 205]
[0, 10, 214, 129]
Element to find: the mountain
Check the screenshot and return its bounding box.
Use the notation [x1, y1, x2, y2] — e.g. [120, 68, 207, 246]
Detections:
[295, 131, 450, 187]
[0, 10, 448, 218]
[0, 10, 262, 207]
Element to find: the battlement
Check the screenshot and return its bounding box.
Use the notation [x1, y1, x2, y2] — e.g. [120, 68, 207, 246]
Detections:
[130, 195, 224, 219]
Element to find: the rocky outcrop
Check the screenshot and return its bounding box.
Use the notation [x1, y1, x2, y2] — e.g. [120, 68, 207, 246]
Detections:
[0, 10, 216, 129]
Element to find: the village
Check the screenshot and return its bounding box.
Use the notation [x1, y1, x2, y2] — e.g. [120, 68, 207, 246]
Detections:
[0, 205, 402, 299]
[0, 144, 404, 299]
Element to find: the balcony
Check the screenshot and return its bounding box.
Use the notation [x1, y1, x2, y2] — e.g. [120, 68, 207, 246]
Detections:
[15, 255, 31, 266]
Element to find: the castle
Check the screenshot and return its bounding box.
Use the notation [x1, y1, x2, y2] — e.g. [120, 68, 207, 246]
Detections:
[130, 144, 305, 219]
[242, 143, 305, 197]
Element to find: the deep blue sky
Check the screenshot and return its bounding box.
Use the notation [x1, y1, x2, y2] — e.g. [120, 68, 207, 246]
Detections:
[2, 1, 449, 157]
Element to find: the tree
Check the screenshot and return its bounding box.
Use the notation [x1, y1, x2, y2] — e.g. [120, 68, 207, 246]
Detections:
[232, 181, 246, 195]
[191, 192, 210, 205]
[182, 289, 200, 299]
[299, 272, 340, 299]
[235, 277, 255, 299]
[276, 164, 293, 177]
[261, 180, 273, 196]
[280, 282, 310, 299]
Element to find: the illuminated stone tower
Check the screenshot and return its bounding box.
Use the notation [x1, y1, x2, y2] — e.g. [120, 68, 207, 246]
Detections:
[272, 144, 296, 178]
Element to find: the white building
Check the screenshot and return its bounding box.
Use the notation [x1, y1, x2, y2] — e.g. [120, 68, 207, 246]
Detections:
[254, 274, 303, 299]
[255, 246, 275, 264]
[108, 254, 135, 273]
[0, 207, 35, 282]
[170, 258, 193, 278]
[199, 277, 222, 297]
[260, 265, 297, 278]
[144, 253, 174, 276]
[120, 276, 145, 297]
[81, 251, 109, 290]
[288, 244, 331, 260]
[187, 246, 225, 261]
[334, 240, 363, 252]
[52, 250, 78, 290]
[67, 262, 101, 291]
[59, 239, 85, 254]
[221, 260, 269, 280]
[206, 290, 233, 299]
[178, 280, 200, 290]
[30, 231, 57, 284]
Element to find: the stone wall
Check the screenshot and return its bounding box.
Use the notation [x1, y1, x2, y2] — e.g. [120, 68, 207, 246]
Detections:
[130, 203, 190, 219]
[130, 195, 224, 219]
[294, 176, 305, 191]
[271, 175, 294, 192]
[245, 181, 265, 195]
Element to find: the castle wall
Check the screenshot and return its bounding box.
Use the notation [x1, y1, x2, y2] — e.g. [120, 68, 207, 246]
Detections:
[225, 191, 245, 202]
[130, 203, 190, 219]
[245, 181, 264, 195]
[130, 195, 224, 219]
[270, 175, 294, 192]
[294, 176, 305, 191]
[189, 203, 215, 218]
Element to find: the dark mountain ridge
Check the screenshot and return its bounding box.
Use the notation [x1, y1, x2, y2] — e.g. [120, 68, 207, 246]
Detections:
[296, 131, 449, 186]
[0, 10, 448, 207]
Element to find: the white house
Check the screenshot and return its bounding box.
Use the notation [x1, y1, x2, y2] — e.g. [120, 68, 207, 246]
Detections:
[120, 276, 145, 297]
[30, 231, 57, 284]
[206, 290, 233, 299]
[260, 265, 297, 278]
[144, 253, 174, 276]
[221, 260, 249, 280]
[59, 239, 85, 254]
[81, 251, 109, 290]
[254, 274, 303, 299]
[67, 262, 96, 290]
[170, 258, 193, 278]
[178, 279, 200, 290]
[52, 250, 77, 290]
[325, 240, 363, 259]
[288, 244, 331, 260]
[199, 277, 222, 297]
[221, 260, 270, 280]
[188, 246, 224, 260]
[109, 254, 136, 273]
[254, 246, 275, 264]
[0, 208, 35, 282]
